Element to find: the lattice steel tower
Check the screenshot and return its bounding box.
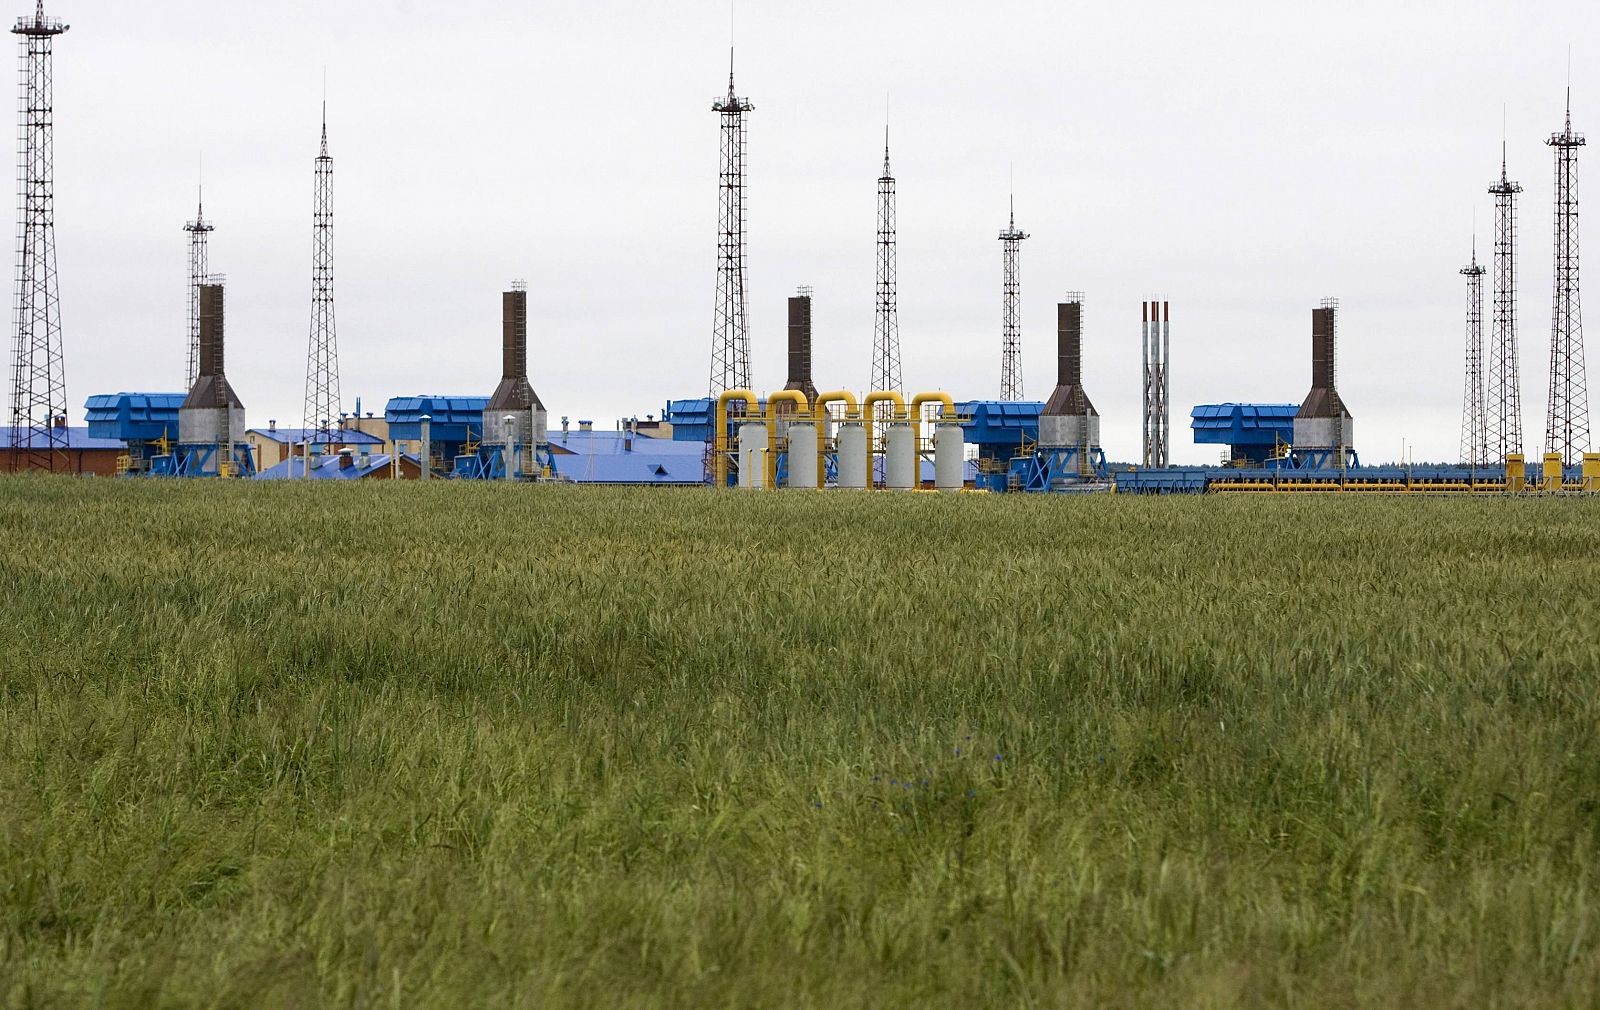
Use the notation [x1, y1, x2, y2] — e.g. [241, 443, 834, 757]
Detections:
[998, 196, 1027, 400]
[303, 104, 339, 443]
[182, 186, 213, 388]
[871, 126, 901, 396]
[1487, 145, 1524, 460]
[8, 0, 68, 470]
[708, 51, 753, 396]
[1460, 243, 1488, 467]
[1546, 91, 1590, 468]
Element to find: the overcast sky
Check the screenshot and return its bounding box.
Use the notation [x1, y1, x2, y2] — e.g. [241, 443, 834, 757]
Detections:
[33, 0, 1600, 463]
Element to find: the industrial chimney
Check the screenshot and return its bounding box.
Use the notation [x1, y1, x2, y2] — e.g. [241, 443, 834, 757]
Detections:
[1038, 296, 1100, 450]
[482, 282, 548, 473]
[782, 288, 819, 403]
[178, 282, 245, 452]
[1292, 299, 1355, 463]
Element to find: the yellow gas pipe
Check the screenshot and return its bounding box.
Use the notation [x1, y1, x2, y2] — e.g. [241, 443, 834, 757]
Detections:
[765, 390, 810, 489]
[862, 390, 907, 488]
[907, 392, 955, 445]
[714, 390, 759, 488]
[812, 391, 859, 489]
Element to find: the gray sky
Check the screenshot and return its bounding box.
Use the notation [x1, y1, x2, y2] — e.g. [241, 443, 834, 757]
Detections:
[38, 0, 1600, 463]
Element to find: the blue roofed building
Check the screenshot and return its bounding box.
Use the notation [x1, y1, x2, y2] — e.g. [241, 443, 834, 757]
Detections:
[1191, 403, 1297, 465]
[255, 447, 422, 480]
[246, 422, 387, 471]
[3, 420, 129, 475]
[83, 392, 185, 473]
[550, 426, 705, 485]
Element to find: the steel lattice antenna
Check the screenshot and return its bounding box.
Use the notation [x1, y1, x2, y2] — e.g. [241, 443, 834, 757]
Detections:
[998, 193, 1028, 400]
[183, 181, 214, 388]
[303, 102, 340, 444]
[1546, 89, 1590, 468]
[1487, 140, 1524, 460]
[1460, 240, 1488, 467]
[708, 49, 753, 397]
[8, 0, 68, 470]
[871, 124, 901, 399]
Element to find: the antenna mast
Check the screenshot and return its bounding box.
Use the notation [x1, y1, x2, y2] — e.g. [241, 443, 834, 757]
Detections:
[708, 50, 753, 396]
[8, 0, 69, 471]
[871, 123, 901, 400]
[1545, 90, 1590, 469]
[183, 179, 214, 388]
[998, 193, 1028, 399]
[1487, 137, 1525, 461]
[1461, 242, 1488, 467]
[303, 101, 340, 446]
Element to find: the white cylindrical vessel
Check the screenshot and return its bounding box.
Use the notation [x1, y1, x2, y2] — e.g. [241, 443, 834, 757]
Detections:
[837, 422, 868, 489]
[935, 422, 965, 492]
[738, 421, 769, 489]
[885, 422, 916, 490]
[787, 422, 819, 489]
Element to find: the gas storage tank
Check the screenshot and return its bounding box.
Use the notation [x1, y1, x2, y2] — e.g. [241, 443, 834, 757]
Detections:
[738, 421, 768, 489]
[787, 421, 819, 488]
[885, 422, 916, 490]
[934, 422, 965, 492]
[837, 422, 868, 489]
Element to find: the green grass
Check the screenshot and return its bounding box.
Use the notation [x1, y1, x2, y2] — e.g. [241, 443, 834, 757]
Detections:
[2, 478, 1598, 1008]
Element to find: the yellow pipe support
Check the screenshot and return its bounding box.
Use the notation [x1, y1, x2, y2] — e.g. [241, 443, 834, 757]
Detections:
[714, 390, 760, 488]
[1505, 453, 1526, 494]
[765, 390, 810, 491]
[812, 391, 859, 489]
[862, 391, 908, 488]
[1543, 452, 1564, 492]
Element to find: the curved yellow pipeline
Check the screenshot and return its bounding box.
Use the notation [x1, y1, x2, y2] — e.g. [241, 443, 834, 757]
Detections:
[714, 389, 759, 488]
[811, 390, 859, 423]
[807, 392, 857, 488]
[861, 391, 908, 488]
[765, 390, 810, 491]
[907, 391, 955, 444]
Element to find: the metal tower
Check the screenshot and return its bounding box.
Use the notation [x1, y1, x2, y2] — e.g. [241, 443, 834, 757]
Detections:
[1487, 146, 1524, 461]
[871, 127, 901, 398]
[709, 51, 753, 397]
[7, 0, 68, 471]
[1546, 91, 1590, 468]
[182, 187, 213, 388]
[303, 104, 339, 445]
[998, 197, 1028, 400]
[1142, 300, 1170, 468]
[1460, 244, 1488, 467]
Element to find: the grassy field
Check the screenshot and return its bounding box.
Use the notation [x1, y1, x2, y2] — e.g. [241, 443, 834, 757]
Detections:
[2, 478, 1599, 1009]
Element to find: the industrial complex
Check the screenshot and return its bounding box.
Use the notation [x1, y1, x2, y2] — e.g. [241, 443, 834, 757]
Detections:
[3, 4, 1598, 494]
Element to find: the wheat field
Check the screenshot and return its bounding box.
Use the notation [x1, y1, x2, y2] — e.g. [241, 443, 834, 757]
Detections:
[2, 477, 1598, 1008]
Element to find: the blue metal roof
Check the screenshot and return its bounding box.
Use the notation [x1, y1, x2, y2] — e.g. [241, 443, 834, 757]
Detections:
[83, 392, 184, 442]
[552, 427, 705, 484]
[1191, 403, 1298, 447]
[664, 397, 718, 443]
[385, 396, 488, 442]
[247, 427, 385, 446]
[3, 426, 127, 450]
[956, 401, 1043, 446]
[560, 452, 704, 485]
[551, 428, 705, 456]
[254, 452, 414, 481]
